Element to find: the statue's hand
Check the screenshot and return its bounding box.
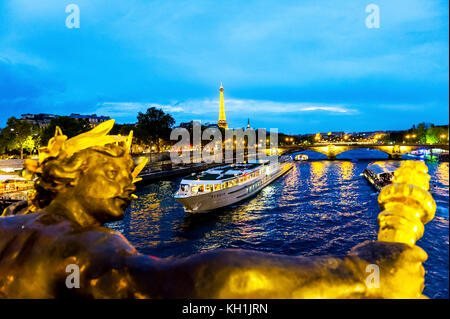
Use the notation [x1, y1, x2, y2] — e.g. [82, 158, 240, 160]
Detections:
[349, 240, 427, 298]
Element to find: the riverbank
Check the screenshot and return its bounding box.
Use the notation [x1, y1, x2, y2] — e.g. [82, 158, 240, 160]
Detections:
[136, 162, 222, 187]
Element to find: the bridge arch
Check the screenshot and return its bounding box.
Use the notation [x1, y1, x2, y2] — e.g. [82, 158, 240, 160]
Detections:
[334, 148, 390, 159]
[284, 144, 428, 160]
[306, 145, 354, 160]
[292, 149, 328, 159]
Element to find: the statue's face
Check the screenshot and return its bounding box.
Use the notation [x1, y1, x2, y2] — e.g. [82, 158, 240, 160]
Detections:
[73, 151, 136, 223]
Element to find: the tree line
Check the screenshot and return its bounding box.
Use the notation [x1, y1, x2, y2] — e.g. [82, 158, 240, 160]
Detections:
[1, 109, 448, 159]
[381, 123, 449, 144]
[0, 107, 175, 159]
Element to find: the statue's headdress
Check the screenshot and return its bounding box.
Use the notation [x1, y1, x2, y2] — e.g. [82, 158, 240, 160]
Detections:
[24, 119, 147, 184]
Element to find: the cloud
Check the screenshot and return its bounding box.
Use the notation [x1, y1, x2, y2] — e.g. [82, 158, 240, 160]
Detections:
[94, 102, 184, 119]
[94, 99, 357, 123]
[0, 0, 447, 132]
[0, 50, 50, 69]
[298, 106, 355, 113]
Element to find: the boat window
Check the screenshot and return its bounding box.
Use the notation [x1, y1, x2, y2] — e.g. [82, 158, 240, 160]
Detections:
[214, 184, 221, 191]
[180, 184, 190, 192]
[205, 185, 213, 192]
[239, 177, 244, 184]
[191, 185, 198, 194]
[228, 179, 237, 188]
[380, 172, 393, 182]
[222, 182, 227, 189]
[198, 185, 204, 192]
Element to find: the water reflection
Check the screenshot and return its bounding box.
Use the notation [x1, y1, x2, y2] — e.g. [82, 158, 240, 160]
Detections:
[336, 161, 357, 208]
[310, 161, 327, 193]
[339, 161, 354, 181]
[437, 163, 449, 184]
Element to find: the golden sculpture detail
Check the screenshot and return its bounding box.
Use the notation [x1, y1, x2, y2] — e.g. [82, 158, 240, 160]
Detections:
[378, 161, 435, 245]
[21, 120, 146, 214]
[0, 121, 436, 298]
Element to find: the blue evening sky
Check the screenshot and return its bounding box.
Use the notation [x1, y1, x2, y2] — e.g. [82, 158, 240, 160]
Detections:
[0, 0, 448, 134]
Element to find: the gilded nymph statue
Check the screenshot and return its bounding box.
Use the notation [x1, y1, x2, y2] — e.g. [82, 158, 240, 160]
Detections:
[0, 120, 435, 298]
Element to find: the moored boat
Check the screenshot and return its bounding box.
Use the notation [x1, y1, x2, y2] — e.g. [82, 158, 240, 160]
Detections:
[294, 154, 308, 161]
[174, 157, 293, 212]
[363, 162, 400, 191]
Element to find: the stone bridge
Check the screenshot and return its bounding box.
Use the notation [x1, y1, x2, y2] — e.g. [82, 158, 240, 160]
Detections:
[280, 143, 449, 160]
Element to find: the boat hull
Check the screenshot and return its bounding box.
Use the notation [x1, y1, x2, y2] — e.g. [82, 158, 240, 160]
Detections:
[363, 169, 382, 192]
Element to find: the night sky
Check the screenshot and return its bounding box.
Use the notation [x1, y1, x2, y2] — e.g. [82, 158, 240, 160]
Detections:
[0, 0, 448, 134]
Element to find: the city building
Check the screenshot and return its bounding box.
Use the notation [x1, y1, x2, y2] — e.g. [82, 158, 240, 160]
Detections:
[21, 113, 111, 128]
[177, 122, 192, 129]
[175, 121, 218, 129]
[21, 113, 60, 128]
[205, 122, 220, 128]
[69, 113, 111, 127]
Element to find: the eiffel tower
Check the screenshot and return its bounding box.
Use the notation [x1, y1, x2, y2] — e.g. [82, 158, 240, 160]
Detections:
[217, 83, 228, 129]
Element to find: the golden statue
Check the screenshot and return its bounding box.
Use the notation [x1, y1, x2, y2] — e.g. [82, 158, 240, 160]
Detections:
[0, 120, 436, 298]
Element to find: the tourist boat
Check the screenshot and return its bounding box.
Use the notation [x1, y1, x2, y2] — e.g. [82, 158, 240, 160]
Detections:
[0, 175, 33, 197]
[174, 157, 293, 212]
[294, 154, 308, 161]
[363, 162, 401, 191]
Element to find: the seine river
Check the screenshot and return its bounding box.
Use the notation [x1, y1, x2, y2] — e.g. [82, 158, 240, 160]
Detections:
[107, 149, 449, 299]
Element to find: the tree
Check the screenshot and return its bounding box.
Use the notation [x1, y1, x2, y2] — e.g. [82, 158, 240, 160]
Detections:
[415, 123, 427, 144]
[110, 123, 135, 136]
[424, 126, 446, 145]
[135, 107, 175, 152]
[0, 130, 9, 156]
[0, 117, 39, 159]
[381, 131, 403, 144]
[41, 116, 91, 145]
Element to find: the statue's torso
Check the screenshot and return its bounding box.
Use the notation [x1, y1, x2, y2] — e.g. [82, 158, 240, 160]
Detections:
[0, 211, 137, 298]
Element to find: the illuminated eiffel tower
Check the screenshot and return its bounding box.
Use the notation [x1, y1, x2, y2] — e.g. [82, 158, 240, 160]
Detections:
[217, 83, 228, 129]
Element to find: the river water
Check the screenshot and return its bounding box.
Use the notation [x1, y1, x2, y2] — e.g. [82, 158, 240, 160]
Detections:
[107, 149, 449, 299]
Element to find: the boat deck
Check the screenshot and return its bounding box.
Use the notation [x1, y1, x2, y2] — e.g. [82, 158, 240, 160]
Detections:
[183, 163, 264, 181]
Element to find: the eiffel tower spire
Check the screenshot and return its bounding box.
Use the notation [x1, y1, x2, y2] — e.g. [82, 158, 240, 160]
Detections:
[217, 82, 228, 129]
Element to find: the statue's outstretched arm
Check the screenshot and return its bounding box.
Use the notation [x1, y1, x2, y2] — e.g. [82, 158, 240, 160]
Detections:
[86, 161, 434, 299]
